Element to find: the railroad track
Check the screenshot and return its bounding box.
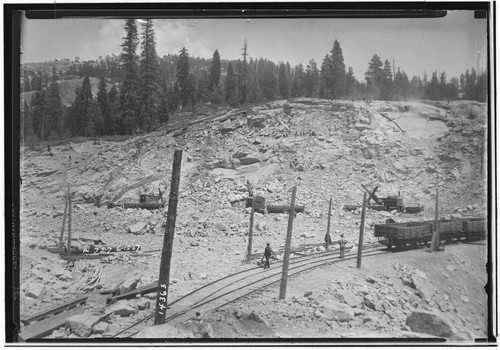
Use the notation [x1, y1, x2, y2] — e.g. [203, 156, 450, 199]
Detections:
[112, 242, 387, 338]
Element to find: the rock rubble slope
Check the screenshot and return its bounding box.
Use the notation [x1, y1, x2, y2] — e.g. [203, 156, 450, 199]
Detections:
[19, 98, 488, 340]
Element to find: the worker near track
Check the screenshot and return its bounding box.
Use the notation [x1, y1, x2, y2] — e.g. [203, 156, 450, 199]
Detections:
[262, 243, 275, 269]
[338, 234, 347, 259]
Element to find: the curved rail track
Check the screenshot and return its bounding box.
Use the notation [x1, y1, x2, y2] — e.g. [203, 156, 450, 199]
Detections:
[112, 242, 387, 338]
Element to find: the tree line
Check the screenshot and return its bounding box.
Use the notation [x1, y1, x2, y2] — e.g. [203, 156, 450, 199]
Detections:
[22, 20, 488, 142]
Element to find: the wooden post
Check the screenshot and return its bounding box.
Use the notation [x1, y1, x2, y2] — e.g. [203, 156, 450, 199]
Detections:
[67, 186, 72, 262]
[279, 186, 297, 300]
[246, 197, 255, 262]
[154, 150, 182, 325]
[356, 193, 367, 268]
[325, 198, 332, 250]
[430, 188, 439, 251]
[59, 188, 69, 247]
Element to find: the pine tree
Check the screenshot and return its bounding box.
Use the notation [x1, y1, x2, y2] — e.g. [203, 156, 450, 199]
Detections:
[209, 49, 221, 89]
[108, 84, 119, 133]
[31, 89, 47, 140]
[139, 19, 160, 132]
[158, 79, 170, 126]
[97, 77, 113, 135]
[305, 59, 319, 98]
[448, 77, 460, 100]
[439, 72, 447, 100]
[330, 40, 346, 99]
[320, 54, 333, 98]
[68, 76, 94, 136]
[474, 72, 487, 102]
[246, 58, 261, 103]
[197, 69, 210, 103]
[177, 47, 191, 107]
[291, 64, 305, 98]
[119, 19, 140, 134]
[278, 62, 289, 99]
[426, 71, 440, 100]
[365, 54, 384, 96]
[225, 62, 238, 106]
[345, 67, 356, 98]
[465, 68, 477, 100]
[45, 70, 63, 138]
[380, 59, 393, 100]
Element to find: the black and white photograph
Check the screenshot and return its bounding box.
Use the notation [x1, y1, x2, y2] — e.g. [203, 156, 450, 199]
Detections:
[6, 1, 495, 345]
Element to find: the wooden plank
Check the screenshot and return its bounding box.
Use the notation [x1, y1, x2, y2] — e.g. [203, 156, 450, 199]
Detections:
[279, 186, 297, 300]
[20, 296, 87, 326]
[19, 306, 84, 341]
[154, 149, 183, 325]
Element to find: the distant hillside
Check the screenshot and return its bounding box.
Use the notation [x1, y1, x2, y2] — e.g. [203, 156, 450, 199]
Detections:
[22, 59, 74, 75]
[21, 77, 110, 106]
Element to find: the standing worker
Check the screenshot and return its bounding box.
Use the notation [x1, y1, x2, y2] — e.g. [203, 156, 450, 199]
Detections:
[338, 234, 347, 259]
[262, 243, 275, 269]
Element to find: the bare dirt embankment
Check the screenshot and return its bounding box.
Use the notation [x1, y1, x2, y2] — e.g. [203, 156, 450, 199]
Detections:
[19, 98, 488, 341]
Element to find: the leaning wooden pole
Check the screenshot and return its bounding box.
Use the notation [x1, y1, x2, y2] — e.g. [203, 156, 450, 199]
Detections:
[325, 197, 332, 250]
[247, 197, 255, 262]
[59, 188, 69, 248]
[279, 186, 297, 300]
[154, 150, 182, 325]
[356, 193, 367, 268]
[67, 186, 72, 262]
[429, 188, 440, 251]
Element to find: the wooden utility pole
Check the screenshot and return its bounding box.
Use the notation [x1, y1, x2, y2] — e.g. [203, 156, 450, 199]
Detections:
[67, 186, 72, 262]
[246, 197, 255, 262]
[356, 193, 367, 268]
[325, 198, 332, 250]
[279, 186, 297, 300]
[59, 188, 69, 247]
[154, 150, 182, 325]
[429, 188, 439, 251]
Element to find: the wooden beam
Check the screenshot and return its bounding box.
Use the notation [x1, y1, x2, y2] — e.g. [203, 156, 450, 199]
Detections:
[279, 186, 297, 300]
[67, 186, 72, 262]
[430, 188, 440, 251]
[19, 306, 84, 341]
[246, 197, 255, 262]
[357, 193, 367, 268]
[58, 188, 69, 248]
[325, 198, 332, 250]
[154, 150, 182, 325]
[20, 296, 87, 326]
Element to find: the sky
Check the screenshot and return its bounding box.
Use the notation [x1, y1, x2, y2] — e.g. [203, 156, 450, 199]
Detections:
[20, 10, 488, 81]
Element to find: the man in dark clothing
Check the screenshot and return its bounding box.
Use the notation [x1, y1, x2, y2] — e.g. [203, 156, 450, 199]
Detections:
[262, 243, 275, 269]
[338, 234, 347, 259]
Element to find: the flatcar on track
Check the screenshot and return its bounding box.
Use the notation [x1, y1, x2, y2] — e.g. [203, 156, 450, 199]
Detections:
[374, 217, 487, 249]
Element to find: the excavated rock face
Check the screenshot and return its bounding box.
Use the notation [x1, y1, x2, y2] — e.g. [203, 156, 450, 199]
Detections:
[19, 98, 487, 340]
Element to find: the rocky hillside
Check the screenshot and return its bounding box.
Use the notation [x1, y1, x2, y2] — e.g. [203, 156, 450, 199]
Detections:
[19, 98, 488, 340]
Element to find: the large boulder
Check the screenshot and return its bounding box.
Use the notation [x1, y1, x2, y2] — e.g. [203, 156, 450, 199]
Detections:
[25, 282, 46, 299]
[128, 222, 148, 234]
[66, 311, 107, 337]
[219, 120, 237, 134]
[411, 275, 437, 302]
[107, 300, 137, 317]
[319, 300, 355, 322]
[406, 311, 462, 340]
